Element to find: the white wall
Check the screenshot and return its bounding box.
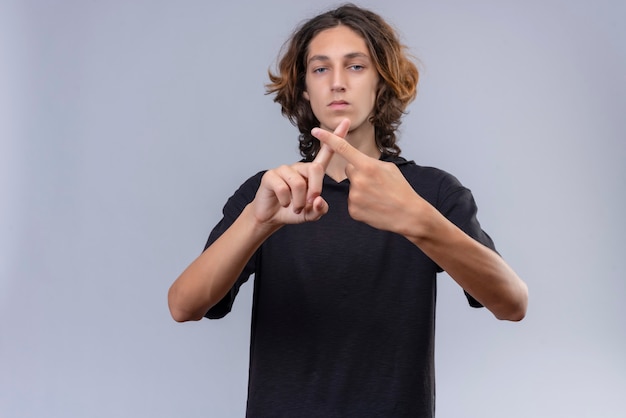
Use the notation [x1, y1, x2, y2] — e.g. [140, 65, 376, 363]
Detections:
[2, 0, 624, 417]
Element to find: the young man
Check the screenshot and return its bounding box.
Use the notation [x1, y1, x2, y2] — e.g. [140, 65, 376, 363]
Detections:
[168, 4, 528, 417]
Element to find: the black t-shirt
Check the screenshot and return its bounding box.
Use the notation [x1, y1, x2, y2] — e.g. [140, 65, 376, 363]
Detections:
[205, 155, 494, 417]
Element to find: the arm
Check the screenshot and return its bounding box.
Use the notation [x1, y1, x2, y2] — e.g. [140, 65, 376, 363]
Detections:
[168, 120, 350, 322]
[168, 162, 331, 322]
[168, 204, 277, 322]
[403, 200, 528, 321]
[313, 126, 528, 321]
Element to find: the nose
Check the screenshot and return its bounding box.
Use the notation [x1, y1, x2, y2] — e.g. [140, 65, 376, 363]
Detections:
[331, 70, 346, 92]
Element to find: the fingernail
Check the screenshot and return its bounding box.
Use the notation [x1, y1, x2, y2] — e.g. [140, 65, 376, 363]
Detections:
[311, 128, 320, 136]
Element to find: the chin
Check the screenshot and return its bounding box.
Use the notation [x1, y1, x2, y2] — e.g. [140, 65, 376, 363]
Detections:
[321, 117, 353, 133]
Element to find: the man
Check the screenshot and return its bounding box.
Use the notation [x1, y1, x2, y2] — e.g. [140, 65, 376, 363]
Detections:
[169, 4, 528, 417]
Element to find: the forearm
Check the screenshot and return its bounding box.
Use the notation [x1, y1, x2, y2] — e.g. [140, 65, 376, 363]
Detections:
[308, 127, 528, 320]
[405, 202, 528, 321]
[168, 204, 278, 322]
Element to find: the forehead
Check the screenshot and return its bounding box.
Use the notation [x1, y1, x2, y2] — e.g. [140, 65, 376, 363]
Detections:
[306, 25, 370, 59]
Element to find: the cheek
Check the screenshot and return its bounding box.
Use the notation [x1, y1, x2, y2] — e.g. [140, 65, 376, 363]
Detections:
[367, 85, 378, 107]
[372, 78, 380, 97]
[308, 94, 325, 111]
[306, 95, 324, 119]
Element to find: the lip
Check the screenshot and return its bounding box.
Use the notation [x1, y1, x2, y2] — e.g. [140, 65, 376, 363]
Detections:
[328, 100, 349, 109]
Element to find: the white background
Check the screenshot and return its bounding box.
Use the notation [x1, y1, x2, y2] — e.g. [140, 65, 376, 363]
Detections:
[1, 0, 625, 417]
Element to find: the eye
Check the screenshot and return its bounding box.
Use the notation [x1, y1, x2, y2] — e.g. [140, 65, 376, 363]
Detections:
[312, 67, 328, 74]
[349, 64, 364, 71]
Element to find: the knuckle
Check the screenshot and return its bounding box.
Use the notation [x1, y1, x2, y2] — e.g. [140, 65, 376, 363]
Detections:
[292, 175, 307, 188]
[275, 183, 290, 197]
[277, 164, 294, 177]
[336, 141, 350, 155]
[347, 203, 361, 221]
[309, 161, 324, 174]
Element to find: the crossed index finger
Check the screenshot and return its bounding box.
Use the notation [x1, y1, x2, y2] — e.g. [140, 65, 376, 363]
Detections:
[311, 123, 369, 168]
[312, 118, 351, 170]
[305, 119, 351, 204]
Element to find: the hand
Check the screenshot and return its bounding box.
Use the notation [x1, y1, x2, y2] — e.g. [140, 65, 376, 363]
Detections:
[252, 119, 351, 226]
[311, 126, 425, 235]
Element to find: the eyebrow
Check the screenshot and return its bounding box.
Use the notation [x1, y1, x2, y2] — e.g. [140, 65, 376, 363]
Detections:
[307, 52, 370, 65]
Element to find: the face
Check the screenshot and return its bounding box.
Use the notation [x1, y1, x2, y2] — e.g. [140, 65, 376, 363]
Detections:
[303, 25, 379, 136]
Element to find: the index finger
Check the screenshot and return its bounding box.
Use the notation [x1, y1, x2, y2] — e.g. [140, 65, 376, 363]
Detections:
[312, 118, 351, 170]
[311, 126, 368, 168]
[312, 143, 334, 171]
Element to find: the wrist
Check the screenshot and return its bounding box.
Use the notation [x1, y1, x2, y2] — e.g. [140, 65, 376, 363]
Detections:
[244, 203, 283, 237]
[400, 198, 439, 243]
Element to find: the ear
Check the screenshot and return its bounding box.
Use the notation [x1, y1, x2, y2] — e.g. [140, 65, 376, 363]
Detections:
[303, 90, 310, 100]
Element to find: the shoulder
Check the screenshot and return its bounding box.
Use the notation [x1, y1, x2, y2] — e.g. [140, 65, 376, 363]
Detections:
[221, 170, 266, 215]
[382, 154, 457, 181]
[383, 154, 467, 205]
[237, 170, 266, 193]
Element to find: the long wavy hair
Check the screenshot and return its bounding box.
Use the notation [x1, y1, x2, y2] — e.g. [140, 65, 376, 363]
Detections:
[266, 4, 419, 161]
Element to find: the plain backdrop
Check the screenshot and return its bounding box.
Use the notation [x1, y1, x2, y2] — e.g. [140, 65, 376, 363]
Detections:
[1, 0, 625, 417]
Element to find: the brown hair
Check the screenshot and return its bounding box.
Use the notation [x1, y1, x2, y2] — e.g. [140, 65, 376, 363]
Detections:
[266, 4, 419, 160]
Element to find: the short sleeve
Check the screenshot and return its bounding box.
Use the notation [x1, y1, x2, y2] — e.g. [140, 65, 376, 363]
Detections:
[436, 175, 497, 308]
[203, 172, 264, 319]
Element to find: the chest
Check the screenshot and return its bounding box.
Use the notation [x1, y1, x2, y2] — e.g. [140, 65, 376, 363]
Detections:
[257, 185, 438, 308]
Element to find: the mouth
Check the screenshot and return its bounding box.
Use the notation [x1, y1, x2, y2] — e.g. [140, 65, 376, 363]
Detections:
[328, 100, 349, 109]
